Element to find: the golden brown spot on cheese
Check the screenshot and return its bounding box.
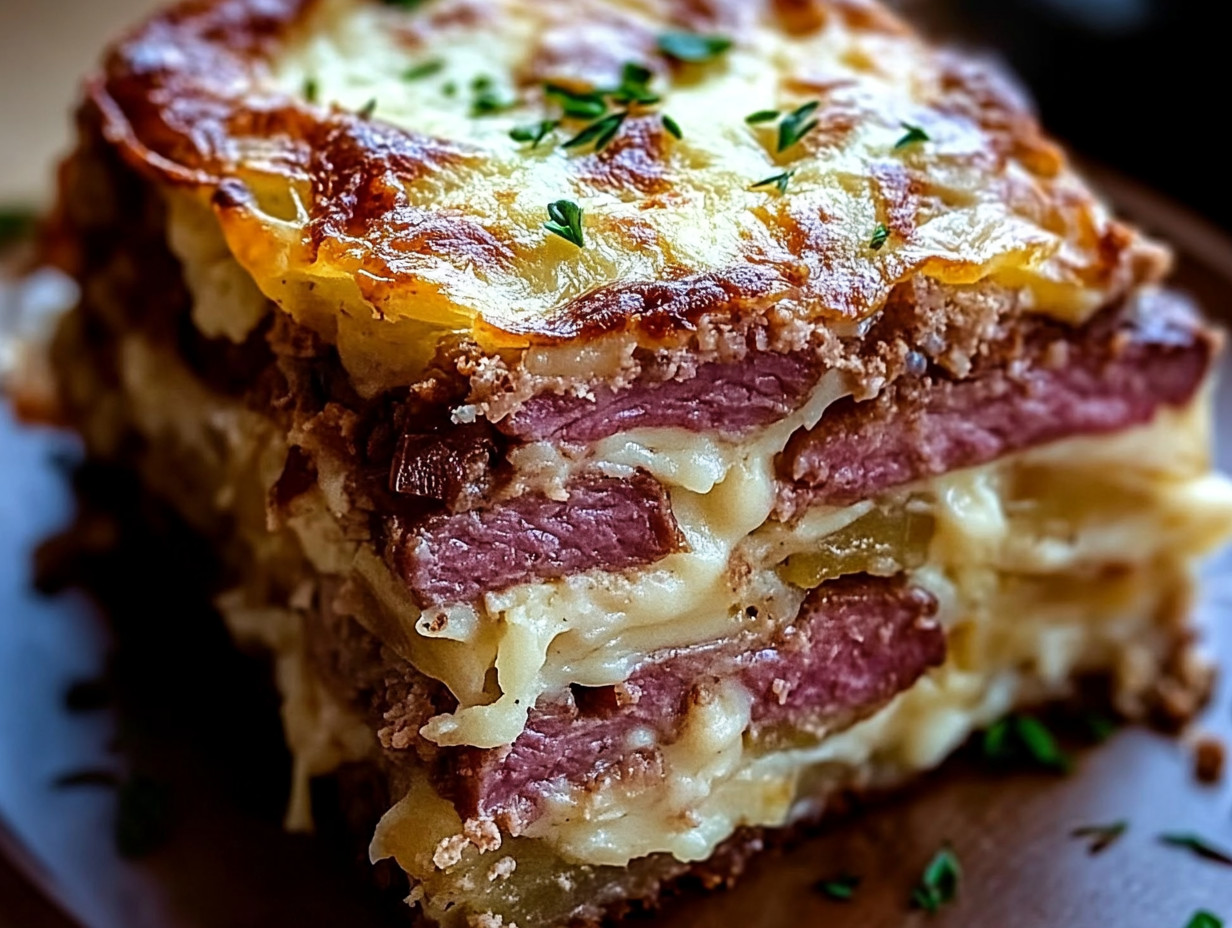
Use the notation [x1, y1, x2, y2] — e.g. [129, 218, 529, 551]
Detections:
[871, 162, 923, 238]
[933, 54, 1064, 179]
[575, 114, 671, 195]
[306, 117, 470, 240]
[775, 0, 903, 36]
[775, 199, 895, 318]
[830, 0, 910, 34]
[772, 0, 830, 35]
[517, 265, 794, 341]
[396, 0, 495, 45]
[520, 10, 656, 89]
[666, 0, 755, 31]
[797, 98, 863, 154]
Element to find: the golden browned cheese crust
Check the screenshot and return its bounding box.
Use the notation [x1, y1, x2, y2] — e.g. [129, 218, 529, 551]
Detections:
[86, 0, 1166, 392]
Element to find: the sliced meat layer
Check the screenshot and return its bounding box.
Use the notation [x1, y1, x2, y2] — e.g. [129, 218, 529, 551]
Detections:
[390, 471, 684, 607]
[500, 351, 819, 443]
[781, 291, 1217, 508]
[451, 575, 943, 829]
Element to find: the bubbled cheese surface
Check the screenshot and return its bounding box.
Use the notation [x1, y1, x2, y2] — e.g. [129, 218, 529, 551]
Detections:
[99, 0, 1162, 387]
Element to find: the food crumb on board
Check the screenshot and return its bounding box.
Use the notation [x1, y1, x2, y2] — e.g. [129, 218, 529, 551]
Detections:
[1192, 734, 1226, 784]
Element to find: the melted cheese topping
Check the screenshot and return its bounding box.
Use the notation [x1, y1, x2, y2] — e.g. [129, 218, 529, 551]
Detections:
[97, 0, 1165, 393]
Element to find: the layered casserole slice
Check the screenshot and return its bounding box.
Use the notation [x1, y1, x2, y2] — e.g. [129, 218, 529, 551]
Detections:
[43, 0, 1232, 924]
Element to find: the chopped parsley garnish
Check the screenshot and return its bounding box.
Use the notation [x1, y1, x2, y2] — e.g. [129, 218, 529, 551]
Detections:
[1070, 821, 1127, 855]
[869, 222, 890, 251]
[657, 31, 733, 63]
[981, 714, 1073, 772]
[1014, 715, 1073, 771]
[470, 75, 515, 116]
[1187, 912, 1224, 928]
[817, 874, 860, 901]
[116, 775, 173, 859]
[0, 208, 37, 247]
[357, 98, 378, 120]
[510, 120, 559, 148]
[611, 62, 660, 105]
[1159, 832, 1232, 866]
[911, 844, 960, 914]
[380, 0, 430, 8]
[534, 62, 669, 156]
[545, 83, 608, 119]
[750, 170, 794, 194]
[544, 199, 585, 248]
[894, 121, 930, 149]
[562, 111, 627, 152]
[403, 59, 444, 81]
[745, 109, 780, 124]
[442, 80, 458, 97]
[303, 77, 319, 103]
[777, 100, 821, 152]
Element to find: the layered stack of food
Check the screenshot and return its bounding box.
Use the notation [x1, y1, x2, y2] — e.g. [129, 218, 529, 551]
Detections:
[43, 0, 1232, 924]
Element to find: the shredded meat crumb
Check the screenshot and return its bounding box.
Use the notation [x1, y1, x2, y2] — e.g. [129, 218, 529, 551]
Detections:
[464, 818, 503, 853]
[487, 857, 517, 883]
[432, 834, 469, 870]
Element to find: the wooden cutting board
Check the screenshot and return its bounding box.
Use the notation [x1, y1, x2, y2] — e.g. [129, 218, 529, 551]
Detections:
[1, 171, 1231, 928]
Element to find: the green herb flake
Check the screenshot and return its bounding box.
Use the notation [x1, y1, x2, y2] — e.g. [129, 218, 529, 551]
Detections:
[982, 715, 1073, 773]
[656, 31, 733, 63]
[777, 100, 820, 153]
[303, 77, 319, 103]
[403, 59, 445, 81]
[1187, 911, 1224, 928]
[545, 83, 609, 119]
[562, 111, 627, 152]
[442, 81, 458, 97]
[357, 98, 378, 120]
[661, 114, 683, 139]
[911, 844, 960, 914]
[750, 170, 794, 195]
[544, 199, 585, 249]
[1070, 820, 1127, 855]
[1015, 715, 1073, 772]
[1159, 833, 1232, 866]
[816, 874, 860, 902]
[869, 222, 890, 251]
[380, 0, 429, 8]
[894, 121, 930, 149]
[611, 62, 660, 106]
[469, 75, 515, 116]
[0, 208, 38, 247]
[745, 109, 780, 125]
[510, 120, 560, 148]
[982, 717, 1012, 759]
[116, 775, 173, 859]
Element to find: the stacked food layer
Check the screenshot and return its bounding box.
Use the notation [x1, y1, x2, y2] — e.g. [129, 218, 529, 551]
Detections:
[45, 0, 1232, 924]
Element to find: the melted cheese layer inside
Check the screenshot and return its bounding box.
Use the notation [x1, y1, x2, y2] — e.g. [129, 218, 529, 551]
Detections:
[367, 394, 1232, 872]
[78, 305, 1231, 912]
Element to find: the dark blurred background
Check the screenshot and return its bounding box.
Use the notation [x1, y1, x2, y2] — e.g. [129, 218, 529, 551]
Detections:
[908, 0, 1224, 229]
